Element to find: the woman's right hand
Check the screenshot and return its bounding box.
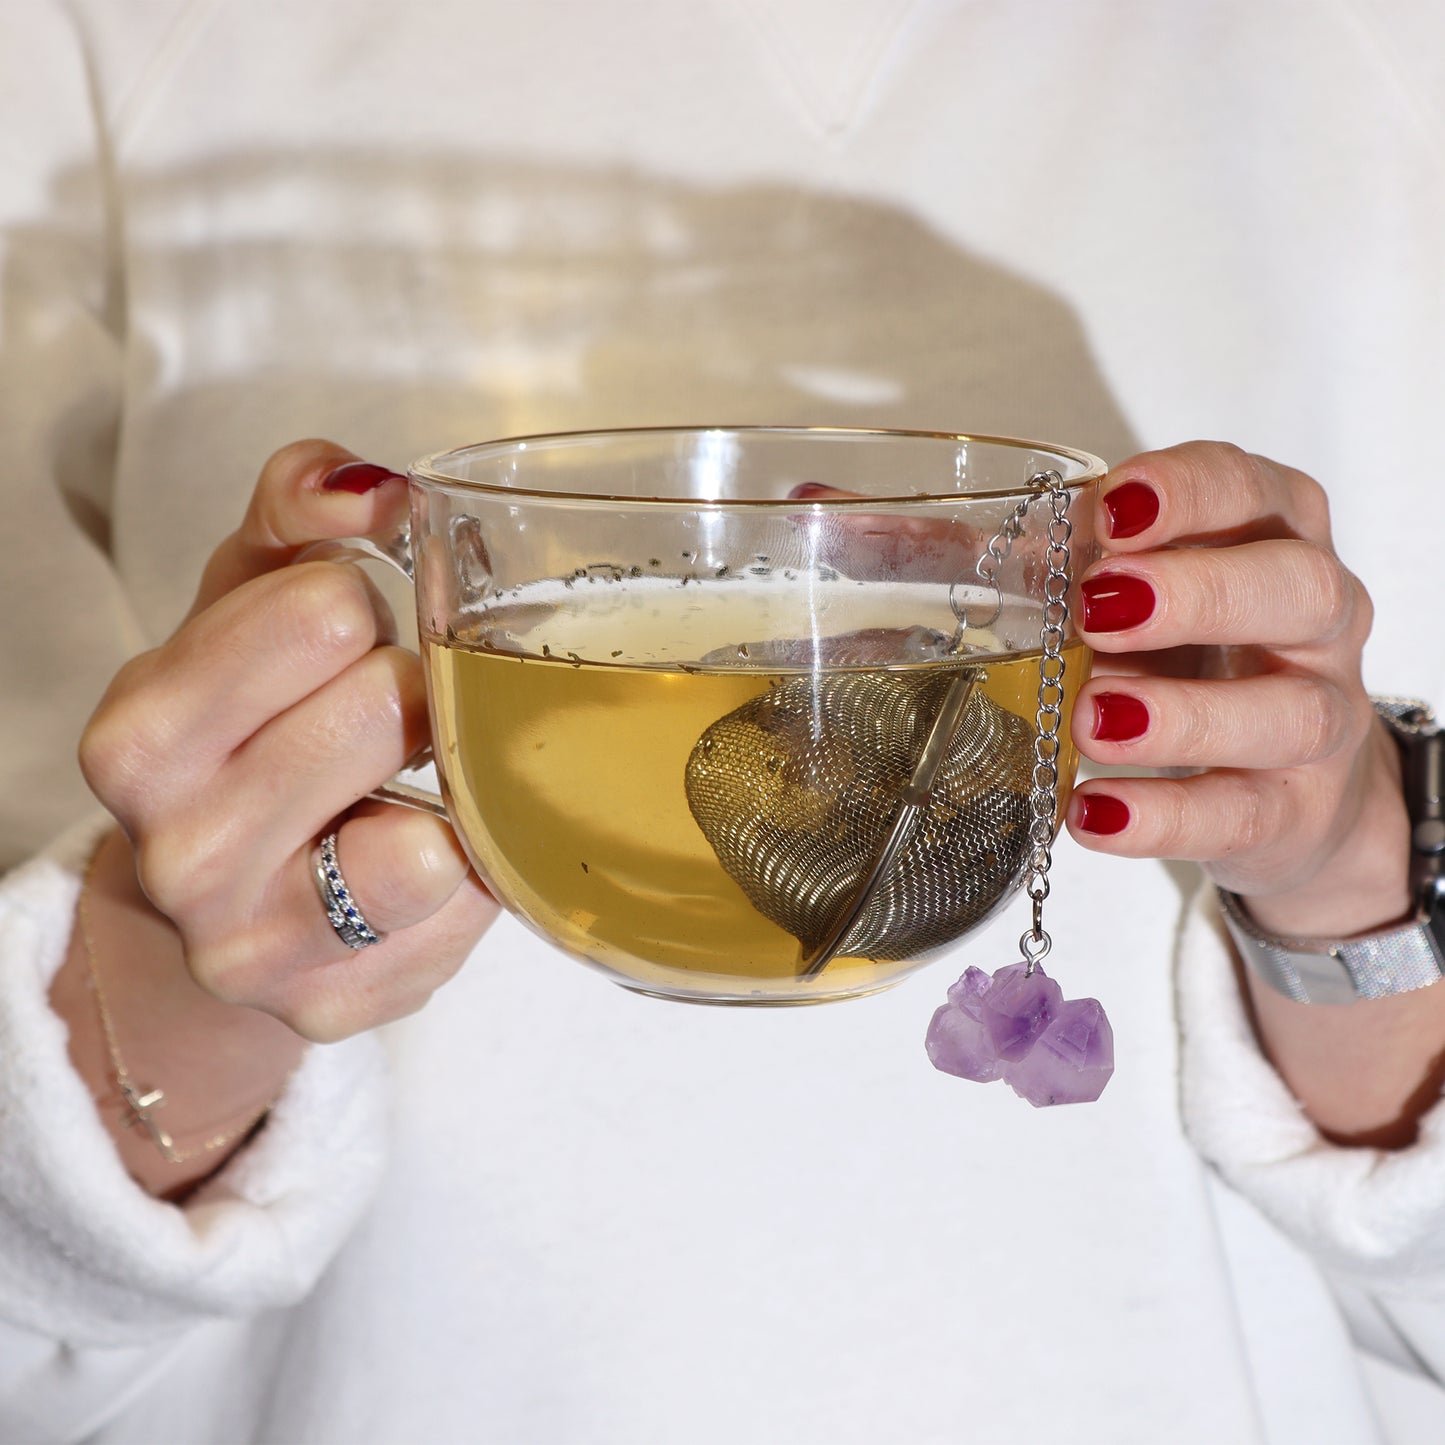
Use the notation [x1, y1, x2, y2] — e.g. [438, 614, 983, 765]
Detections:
[78, 439, 499, 1046]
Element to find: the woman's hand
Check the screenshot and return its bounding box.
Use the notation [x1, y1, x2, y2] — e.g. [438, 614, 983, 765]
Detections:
[58, 440, 498, 1192]
[1067, 442, 1437, 1144]
[81, 438, 499, 1039]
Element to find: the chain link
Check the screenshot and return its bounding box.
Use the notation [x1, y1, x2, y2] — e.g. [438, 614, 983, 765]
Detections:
[949, 494, 1032, 640]
[944, 470, 1073, 971]
[1021, 472, 1072, 971]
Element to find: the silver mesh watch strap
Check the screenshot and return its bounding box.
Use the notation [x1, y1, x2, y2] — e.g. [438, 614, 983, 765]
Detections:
[1218, 888, 1445, 1004]
[1218, 696, 1444, 1005]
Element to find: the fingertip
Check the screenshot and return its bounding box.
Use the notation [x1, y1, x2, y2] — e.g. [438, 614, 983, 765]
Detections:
[391, 806, 472, 892]
[1100, 478, 1160, 542]
[307, 464, 410, 549]
[252, 440, 358, 539]
[1079, 571, 1157, 634]
[251, 441, 409, 552]
[1088, 690, 1150, 743]
[1071, 791, 1132, 838]
[1095, 446, 1195, 547]
[320, 461, 407, 495]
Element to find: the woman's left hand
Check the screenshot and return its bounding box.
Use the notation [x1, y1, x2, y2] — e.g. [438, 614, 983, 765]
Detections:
[1068, 443, 1436, 1144]
[1068, 441, 1409, 932]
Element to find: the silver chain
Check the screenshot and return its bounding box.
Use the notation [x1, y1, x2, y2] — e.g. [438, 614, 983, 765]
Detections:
[1021, 473, 1071, 972]
[950, 495, 1032, 639]
[948, 470, 1072, 973]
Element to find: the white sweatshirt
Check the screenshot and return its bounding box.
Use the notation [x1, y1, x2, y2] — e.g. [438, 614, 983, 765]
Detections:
[2, 2, 1444, 1441]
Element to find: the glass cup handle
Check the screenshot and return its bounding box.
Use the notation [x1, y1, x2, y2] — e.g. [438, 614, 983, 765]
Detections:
[295, 526, 450, 822]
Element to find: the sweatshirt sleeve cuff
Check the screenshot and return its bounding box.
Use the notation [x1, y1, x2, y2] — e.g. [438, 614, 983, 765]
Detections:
[1177, 875, 1445, 1295]
[0, 819, 390, 1346]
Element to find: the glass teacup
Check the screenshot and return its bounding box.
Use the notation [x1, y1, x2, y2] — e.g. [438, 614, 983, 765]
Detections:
[334, 427, 1103, 1004]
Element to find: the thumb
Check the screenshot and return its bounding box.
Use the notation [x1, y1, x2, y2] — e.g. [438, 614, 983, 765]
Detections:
[185, 439, 409, 621]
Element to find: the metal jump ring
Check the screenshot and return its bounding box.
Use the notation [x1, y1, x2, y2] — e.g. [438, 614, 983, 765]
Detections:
[313, 831, 384, 949]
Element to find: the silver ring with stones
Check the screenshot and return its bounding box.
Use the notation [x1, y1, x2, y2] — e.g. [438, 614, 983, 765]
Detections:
[313, 831, 384, 949]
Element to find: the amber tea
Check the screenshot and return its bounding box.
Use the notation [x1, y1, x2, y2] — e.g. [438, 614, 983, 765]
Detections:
[424, 579, 1088, 1003]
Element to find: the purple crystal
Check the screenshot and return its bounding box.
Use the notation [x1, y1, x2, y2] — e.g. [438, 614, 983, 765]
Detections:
[946, 966, 992, 1015]
[924, 1001, 1003, 1082]
[927, 961, 1114, 1107]
[1002, 996, 1114, 1107]
[979, 961, 1063, 1062]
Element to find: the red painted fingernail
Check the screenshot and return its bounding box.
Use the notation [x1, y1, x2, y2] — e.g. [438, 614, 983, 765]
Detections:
[321, 461, 406, 494]
[1081, 573, 1156, 632]
[1077, 794, 1131, 835]
[788, 482, 837, 500]
[1102, 480, 1160, 539]
[1091, 691, 1150, 742]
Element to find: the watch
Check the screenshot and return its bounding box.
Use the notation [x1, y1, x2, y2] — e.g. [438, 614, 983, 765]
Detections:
[1218, 697, 1445, 1005]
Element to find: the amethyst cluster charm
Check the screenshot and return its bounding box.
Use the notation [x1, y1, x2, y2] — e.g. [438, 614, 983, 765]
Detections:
[922, 473, 1106, 1105]
[925, 962, 1113, 1106]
